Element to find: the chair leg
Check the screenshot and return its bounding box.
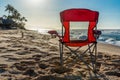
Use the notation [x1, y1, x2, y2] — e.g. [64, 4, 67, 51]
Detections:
[88, 44, 94, 71]
[88, 44, 95, 72]
[59, 42, 63, 66]
[88, 43, 97, 73]
[94, 42, 97, 73]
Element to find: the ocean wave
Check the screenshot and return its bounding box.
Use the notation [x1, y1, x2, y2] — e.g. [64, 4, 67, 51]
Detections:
[105, 38, 116, 44]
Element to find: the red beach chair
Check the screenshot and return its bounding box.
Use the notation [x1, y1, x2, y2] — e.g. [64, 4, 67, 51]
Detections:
[48, 8, 101, 73]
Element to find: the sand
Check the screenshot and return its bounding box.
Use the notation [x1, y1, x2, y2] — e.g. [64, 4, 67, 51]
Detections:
[0, 30, 119, 80]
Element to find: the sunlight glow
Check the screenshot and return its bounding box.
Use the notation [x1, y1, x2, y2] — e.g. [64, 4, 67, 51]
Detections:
[25, 0, 46, 7]
[29, 0, 44, 4]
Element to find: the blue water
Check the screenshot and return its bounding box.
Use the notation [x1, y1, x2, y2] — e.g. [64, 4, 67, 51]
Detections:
[98, 30, 120, 46]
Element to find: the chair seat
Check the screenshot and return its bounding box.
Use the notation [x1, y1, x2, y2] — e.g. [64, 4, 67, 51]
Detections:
[62, 40, 96, 47]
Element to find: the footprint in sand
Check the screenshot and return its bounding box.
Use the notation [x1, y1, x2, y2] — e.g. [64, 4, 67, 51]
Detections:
[39, 63, 49, 69]
[6, 49, 18, 52]
[0, 64, 8, 74]
[15, 50, 31, 55]
[0, 47, 7, 49]
[12, 60, 37, 71]
[105, 70, 120, 77]
[32, 54, 42, 61]
[35, 76, 69, 80]
[0, 55, 13, 58]
[51, 66, 72, 74]
[0, 55, 20, 62]
[23, 68, 38, 77]
[0, 68, 6, 73]
[0, 47, 8, 53]
[7, 57, 21, 62]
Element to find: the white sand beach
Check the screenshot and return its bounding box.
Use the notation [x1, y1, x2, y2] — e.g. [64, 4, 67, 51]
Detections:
[0, 30, 119, 80]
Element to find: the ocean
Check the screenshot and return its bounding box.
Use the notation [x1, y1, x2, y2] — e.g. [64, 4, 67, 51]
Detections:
[98, 29, 120, 46]
[38, 29, 120, 47]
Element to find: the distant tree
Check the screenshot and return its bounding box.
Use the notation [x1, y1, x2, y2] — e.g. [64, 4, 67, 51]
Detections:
[3, 4, 27, 29]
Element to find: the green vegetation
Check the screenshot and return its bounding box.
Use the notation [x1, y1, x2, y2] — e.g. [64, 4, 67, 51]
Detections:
[2, 4, 27, 29]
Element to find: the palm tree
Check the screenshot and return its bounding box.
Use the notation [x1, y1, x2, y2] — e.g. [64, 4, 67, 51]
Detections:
[13, 11, 21, 22]
[5, 4, 14, 18]
[3, 4, 27, 29]
[20, 17, 27, 22]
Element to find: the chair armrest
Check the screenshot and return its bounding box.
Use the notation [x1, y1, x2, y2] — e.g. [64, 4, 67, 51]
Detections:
[93, 30, 101, 35]
[48, 30, 61, 39]
[93, 30, 102, 38]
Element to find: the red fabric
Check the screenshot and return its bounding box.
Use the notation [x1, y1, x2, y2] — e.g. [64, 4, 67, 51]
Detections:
[60, 8, 99, 47]
[65, 40, 91, 47]
[60, 9, 99, 22]
[63, 22, 70, 42]
[88, 22, 96, 42]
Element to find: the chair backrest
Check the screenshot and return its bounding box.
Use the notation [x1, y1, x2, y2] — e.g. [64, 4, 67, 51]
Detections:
[60, 8, 99, 43]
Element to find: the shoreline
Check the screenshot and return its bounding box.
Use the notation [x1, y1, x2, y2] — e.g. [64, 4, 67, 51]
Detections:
[98, 42, 120, 55]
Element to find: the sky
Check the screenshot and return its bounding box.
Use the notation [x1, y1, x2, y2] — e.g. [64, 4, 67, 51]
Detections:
[0, 0, 120, 30]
